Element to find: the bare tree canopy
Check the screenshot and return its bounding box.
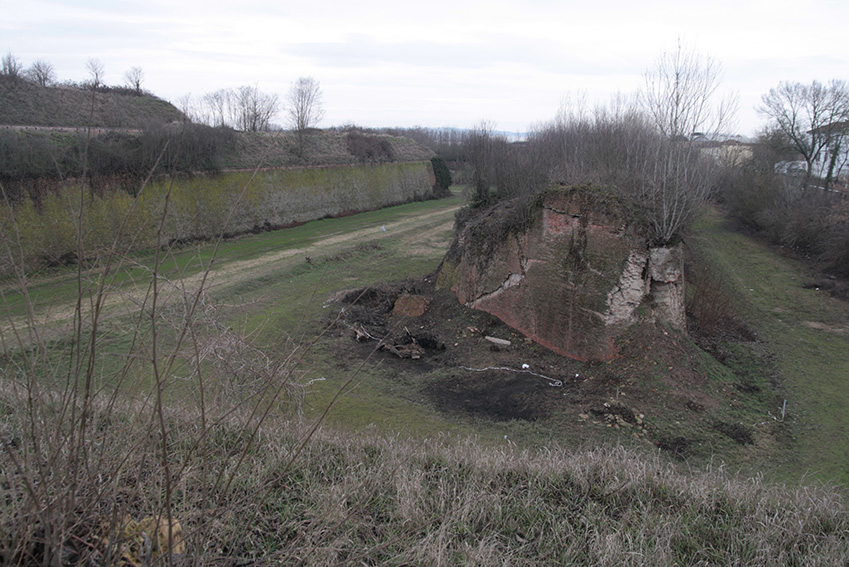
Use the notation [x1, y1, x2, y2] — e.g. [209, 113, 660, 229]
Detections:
[641, 43, 735, 139]
[286, 76, 325, 132]
[202, 88, 234, 127]
[758, 79, 849, 188]
[185, 85, 279, 131]
[463, 120, 500, 206]
[124, 66, 144, 93]
[517, 45, 736, 245]
[85, 58, 105, 88]
[25, 59, 56, 86]
[637, 43, 736, 243]
[235, 84, 279, 132]
[1, 51, 23, 78]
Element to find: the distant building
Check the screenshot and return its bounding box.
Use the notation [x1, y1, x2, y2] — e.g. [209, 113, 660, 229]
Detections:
[697, 138, 753, 167]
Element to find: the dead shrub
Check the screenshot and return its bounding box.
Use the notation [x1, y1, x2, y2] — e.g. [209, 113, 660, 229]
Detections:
[685, 244, 737, 338]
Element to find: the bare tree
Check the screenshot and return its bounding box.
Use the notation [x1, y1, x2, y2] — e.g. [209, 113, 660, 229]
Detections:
[235, 84, 279, 132]
[124, 66, 144, 93]
[85, 58, 105, 89]
[286, 76, 325, 158]
[759, 80, 849, 189]
[641, 44, 734, 140]
[286, 76, 325, 132]
[1, 51, 23, 78]
[25, 59, 56, 86]
[176, 93, 199, 123]
[463, 120, 499, 206]
[189, 86, 278, 131]
[637, 43, 736, 244]
[202, 88, 235, 127]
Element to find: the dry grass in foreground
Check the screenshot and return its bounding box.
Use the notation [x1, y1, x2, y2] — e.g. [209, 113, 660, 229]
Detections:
[2, 380, 848, 566]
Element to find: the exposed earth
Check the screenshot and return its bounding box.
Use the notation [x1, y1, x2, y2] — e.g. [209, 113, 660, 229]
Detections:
[322, 272, 785, 466]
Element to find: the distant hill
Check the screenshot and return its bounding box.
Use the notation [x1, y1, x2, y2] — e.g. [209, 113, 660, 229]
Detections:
[0, 76, 184, 128]
[0, 76, 434, 186]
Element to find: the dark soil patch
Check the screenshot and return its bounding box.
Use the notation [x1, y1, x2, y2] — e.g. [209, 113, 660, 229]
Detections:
[331, 277, 577, 423]
[426, 370, 557, 422]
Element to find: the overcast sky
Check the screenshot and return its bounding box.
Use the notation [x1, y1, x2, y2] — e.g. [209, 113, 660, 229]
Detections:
[3, 0, 848, 137]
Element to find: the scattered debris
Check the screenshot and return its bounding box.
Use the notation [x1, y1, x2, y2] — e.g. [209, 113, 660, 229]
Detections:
[381, 342, 425, 359]
[590, 402, 647, 435]
[351, 323, 376, 342]
[485, 336, 511, 347]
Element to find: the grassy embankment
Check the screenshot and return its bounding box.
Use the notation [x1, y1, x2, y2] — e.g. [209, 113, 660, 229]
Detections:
[0, 76, 183, 128]
[689, 208, 849, 486]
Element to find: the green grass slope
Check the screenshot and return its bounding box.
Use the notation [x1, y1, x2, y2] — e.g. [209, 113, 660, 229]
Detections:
[690, 208, 849, 485]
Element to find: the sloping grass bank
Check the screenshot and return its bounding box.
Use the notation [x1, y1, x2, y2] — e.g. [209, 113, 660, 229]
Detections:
[690, 208, 849, 486]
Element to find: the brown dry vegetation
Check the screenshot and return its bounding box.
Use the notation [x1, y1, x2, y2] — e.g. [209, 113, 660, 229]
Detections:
[0, 76, 183, 128]
[3, 378, 848, 566]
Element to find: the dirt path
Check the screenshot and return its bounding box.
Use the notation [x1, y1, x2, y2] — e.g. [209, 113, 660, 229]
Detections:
[2, 202, 460, 343]
[193, 209, 455, 294]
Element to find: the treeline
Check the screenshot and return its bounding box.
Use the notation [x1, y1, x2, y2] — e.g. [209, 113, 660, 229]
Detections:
[0, 123, 236, 201]
[397, 71, 849, 274]
[720, 134, 849, 276]
[463, 101, 848, 274]
[718, 80, 849, 276]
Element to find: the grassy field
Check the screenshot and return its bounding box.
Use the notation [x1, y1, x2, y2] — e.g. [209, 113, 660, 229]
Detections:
[9, 190, 847, 483]
[689, 208, 849, 485]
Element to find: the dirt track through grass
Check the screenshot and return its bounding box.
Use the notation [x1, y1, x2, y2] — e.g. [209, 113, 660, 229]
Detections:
[1, 194, 462, 347]
[692, 210, 849, 486]
[196, 209, 455, 294]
